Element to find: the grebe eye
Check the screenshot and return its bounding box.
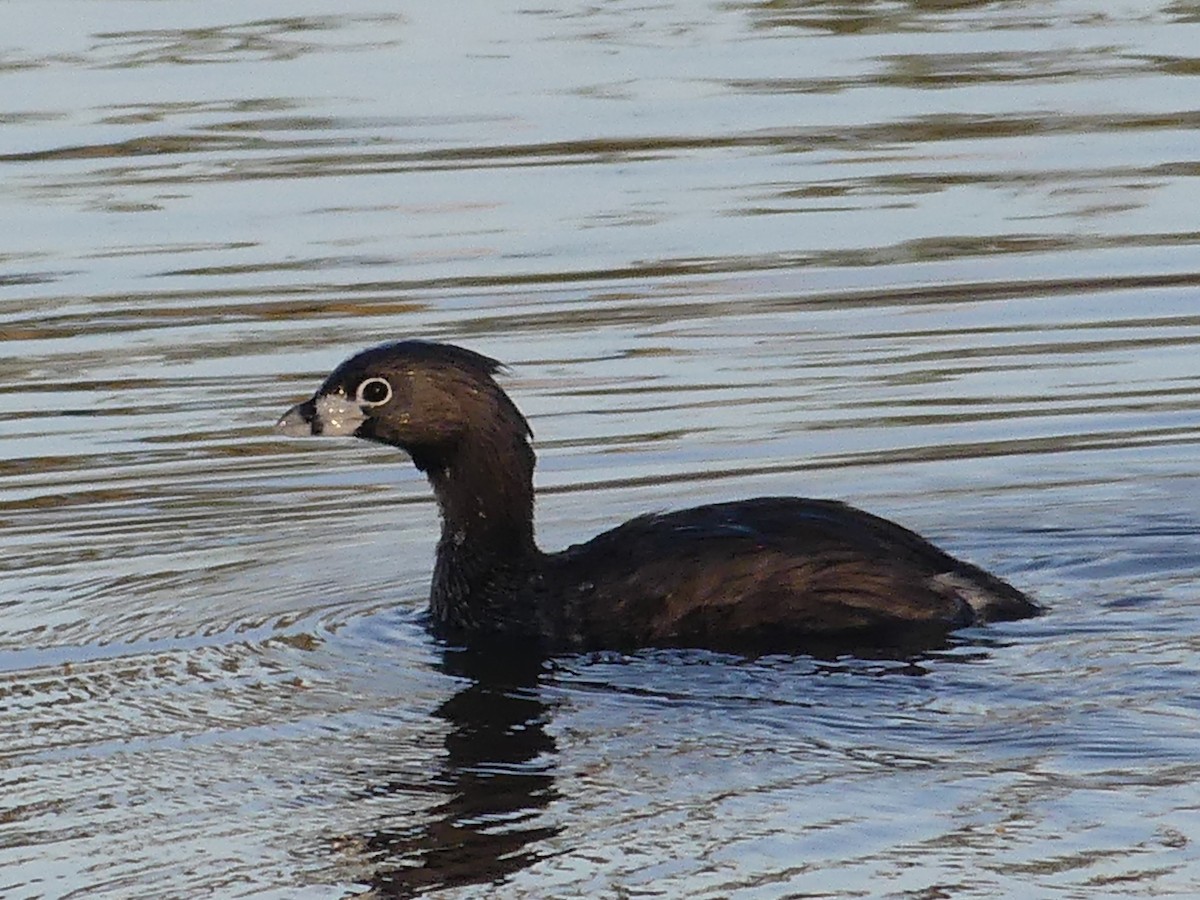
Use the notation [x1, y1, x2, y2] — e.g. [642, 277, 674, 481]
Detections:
[356, 377, 392, 406]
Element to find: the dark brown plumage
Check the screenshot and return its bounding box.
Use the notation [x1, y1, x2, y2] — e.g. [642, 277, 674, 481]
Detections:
[277, 340, 1039, 654]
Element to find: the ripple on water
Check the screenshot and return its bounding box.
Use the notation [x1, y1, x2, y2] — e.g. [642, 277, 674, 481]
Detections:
[3, 0, 1200, 897]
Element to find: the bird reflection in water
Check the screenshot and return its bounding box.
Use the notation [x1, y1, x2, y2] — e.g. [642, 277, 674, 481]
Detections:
[347, 648, 560, 897]
[326, 631, 1010, 895]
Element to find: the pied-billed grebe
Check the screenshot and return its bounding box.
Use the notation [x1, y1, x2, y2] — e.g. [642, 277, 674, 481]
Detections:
[277, 341, 1039, 653]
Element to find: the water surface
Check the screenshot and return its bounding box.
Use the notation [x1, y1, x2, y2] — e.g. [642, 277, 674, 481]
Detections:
[3, 1, 1200, 897]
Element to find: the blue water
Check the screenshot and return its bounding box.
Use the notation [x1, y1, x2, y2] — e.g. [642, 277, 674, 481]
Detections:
[3, 1, 1200, 897]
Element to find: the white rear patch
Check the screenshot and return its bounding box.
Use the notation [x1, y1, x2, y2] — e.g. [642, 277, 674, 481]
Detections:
[931, 572, 998, 618]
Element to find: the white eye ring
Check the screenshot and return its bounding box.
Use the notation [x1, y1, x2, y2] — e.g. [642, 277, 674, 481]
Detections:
[356, 377, 393, 407]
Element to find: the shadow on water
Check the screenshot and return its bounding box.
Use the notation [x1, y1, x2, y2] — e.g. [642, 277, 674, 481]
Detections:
[335, 627, 1009, 897]
[346, 647, 561, 898]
